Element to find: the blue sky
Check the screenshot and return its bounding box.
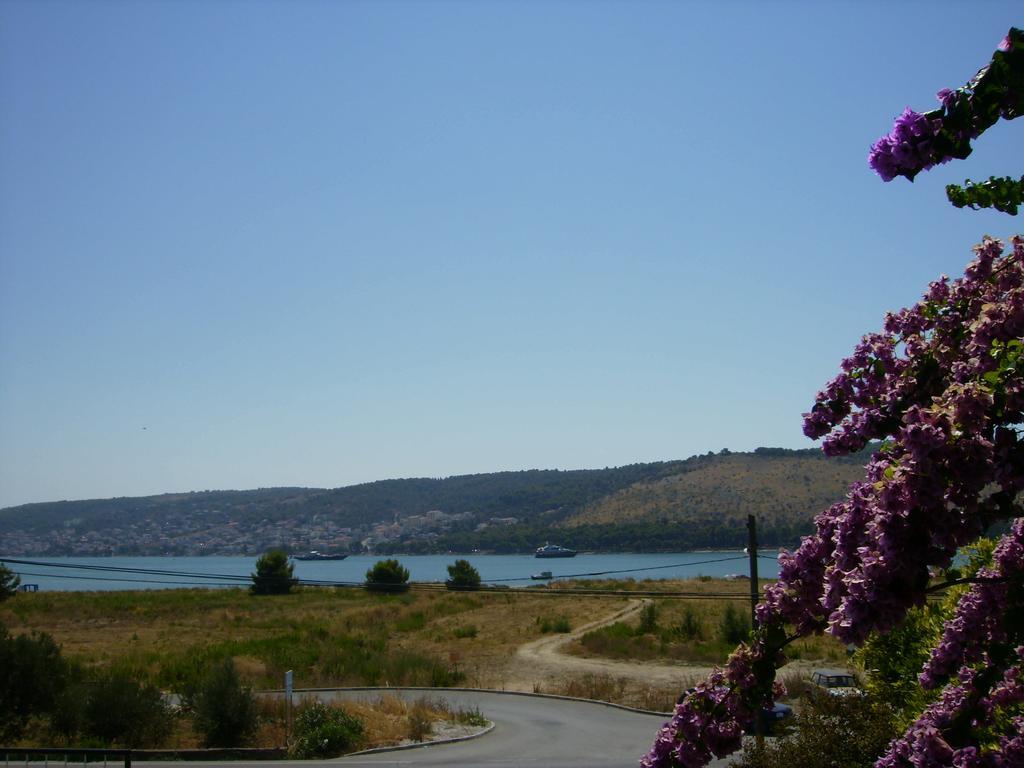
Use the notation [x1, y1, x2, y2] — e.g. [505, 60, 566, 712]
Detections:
[1, 1, 1020, 508]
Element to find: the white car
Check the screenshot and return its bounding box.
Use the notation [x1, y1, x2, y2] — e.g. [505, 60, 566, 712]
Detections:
[809, 668, 864, 697]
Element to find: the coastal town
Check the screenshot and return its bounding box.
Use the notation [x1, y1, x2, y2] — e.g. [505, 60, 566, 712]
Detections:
[0, 508, 519, 557]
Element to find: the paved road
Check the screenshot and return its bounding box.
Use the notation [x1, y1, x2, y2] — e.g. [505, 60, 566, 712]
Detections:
[134, 688, 740, 768]
[325, 688, 673, 768]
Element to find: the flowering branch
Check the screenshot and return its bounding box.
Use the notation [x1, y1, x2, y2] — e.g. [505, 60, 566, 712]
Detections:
[868, 28, 1022, 196]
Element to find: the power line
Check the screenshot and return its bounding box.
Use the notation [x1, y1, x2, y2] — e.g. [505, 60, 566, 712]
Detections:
[1, 557, 253, 582]
[11, 570, 242, 587]
[486, 554, 750, 582]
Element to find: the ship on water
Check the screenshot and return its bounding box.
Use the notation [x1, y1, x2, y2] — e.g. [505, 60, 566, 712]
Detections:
[534, 543, 576, 558]
[293, 550, 349, 561]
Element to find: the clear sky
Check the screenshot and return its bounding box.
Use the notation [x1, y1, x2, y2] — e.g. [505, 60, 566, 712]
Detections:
[0, 1, 1020, 509]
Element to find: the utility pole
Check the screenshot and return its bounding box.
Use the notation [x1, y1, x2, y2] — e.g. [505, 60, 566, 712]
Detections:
[746, 514, 759, 629]
[746, 514, 763, 747]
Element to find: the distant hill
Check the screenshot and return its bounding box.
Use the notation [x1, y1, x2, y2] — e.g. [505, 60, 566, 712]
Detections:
[0, 447, 874, 556]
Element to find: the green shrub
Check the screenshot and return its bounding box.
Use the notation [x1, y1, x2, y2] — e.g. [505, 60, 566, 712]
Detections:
[81, 674, 171, 747]
[250, 550, 296, 595]
[290, 702, 365, 758]
[637, 602, 659, 634]
[365, 559, 410, 592]
[445, 559, 481, 590]
[407, 700, 433, 741]
[673, 605, 704, 641]
[395, 611, 427, 632]
[718, 604, 751, 645]
[538, 615, 571, 633]
[454, 705, 487, 727]
[191, 658, 259, 747]
[452, 625, 478, 639]
[734, 694, 899, 768]
[0, 624, 73, 741]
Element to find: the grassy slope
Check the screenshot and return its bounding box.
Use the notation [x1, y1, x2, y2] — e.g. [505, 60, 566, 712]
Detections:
[562, 453, 866, 531]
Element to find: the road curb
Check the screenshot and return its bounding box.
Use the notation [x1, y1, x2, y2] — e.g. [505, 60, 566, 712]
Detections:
[343, 721, 496, 756]
[263, 685, 673, 719]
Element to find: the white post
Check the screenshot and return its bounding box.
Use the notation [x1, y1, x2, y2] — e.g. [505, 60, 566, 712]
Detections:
[284, 670, 294, 746]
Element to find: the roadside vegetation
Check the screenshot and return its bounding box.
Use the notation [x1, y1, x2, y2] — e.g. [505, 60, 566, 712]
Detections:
[0, 577, 856, 747]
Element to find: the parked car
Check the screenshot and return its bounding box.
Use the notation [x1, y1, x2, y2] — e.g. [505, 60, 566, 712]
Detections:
[808, 668, 863, 697]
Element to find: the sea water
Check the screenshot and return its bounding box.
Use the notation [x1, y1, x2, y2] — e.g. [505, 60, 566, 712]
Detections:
[3, 551, 780, 592]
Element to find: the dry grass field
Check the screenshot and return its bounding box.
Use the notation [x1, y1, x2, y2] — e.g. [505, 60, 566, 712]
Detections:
[0, 578, 848, 710]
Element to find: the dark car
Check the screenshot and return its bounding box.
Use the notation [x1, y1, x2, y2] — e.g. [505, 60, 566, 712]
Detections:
[677, 688, 793, 736]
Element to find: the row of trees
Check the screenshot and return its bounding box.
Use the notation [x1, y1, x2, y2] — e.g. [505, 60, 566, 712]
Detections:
[250, 551, 482, 594]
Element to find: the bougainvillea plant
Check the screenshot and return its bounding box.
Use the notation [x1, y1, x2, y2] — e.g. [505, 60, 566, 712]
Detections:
[643, 29, 1024, 768]
[868, 27, 1022, 214]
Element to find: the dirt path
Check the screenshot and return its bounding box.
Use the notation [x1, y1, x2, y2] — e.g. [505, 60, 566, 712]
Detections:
[502, 598, 716, 694]
[500, 599, 825, 700]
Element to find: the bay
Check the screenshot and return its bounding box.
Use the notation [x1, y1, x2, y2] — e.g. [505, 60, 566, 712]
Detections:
[4, 551, 780, 592]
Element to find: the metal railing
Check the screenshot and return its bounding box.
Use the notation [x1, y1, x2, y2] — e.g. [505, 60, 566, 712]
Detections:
[1, 749, 130, 768]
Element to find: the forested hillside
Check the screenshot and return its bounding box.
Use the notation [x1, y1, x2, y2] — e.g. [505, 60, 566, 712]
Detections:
[0, 447, 873, 555]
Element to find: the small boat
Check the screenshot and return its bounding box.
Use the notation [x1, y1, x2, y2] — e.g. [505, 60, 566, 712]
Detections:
[531, 571, 553, 580]
[535, 543, 576, 558]
[294, 551, 349, 561]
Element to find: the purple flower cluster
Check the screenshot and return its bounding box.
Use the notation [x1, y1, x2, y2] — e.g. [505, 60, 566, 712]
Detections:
[868, 107, 949, 182]
[641, 671, 745, 768]
[792, 236, 1024, 644]
[641, 645, 787, 768]
[869, 28, 1023, 183]
[642, 237, 1024, 768]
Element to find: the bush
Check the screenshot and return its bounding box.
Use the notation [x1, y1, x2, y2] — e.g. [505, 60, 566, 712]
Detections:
[673, 605, 704, 641]
[0, 624, 72, 741]
[290, 702, 365, 758]
[637, 602, 659, 634]
[445, 559, 481, 590]
[734, 694, 899, 768]
[250, 549, 296, 595]
[81, 674, 171, 747]
[538, 615, 571, 633]
[365, 559, 410, 592]
[718, 604, 750, 645]
[191, 659, 259, 747]
[407, 700, 433, 741]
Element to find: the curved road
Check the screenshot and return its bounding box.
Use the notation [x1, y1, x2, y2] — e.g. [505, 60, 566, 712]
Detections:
[133, 688, 740, 768]
[328, 688, 669, 768]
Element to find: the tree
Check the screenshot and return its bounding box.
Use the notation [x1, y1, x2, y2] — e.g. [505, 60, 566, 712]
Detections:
[445, 559, 481, 590]
[0, 624, 71, 741]
[364, 558, 410, 592]
[0, 562, 20, 601]
[644, 29, 1023, 768]
[80, 673, 171, 747]
[250, 549, 296, 595]
[191, 658, 259, 747]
